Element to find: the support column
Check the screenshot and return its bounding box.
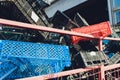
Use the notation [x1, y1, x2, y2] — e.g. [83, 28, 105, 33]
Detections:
[98, 39, 102, 51]
[100, 65, 105, 80]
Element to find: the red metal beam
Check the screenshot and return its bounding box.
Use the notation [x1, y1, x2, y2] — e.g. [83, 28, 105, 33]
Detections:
[104, 37, 120, 41]
[0, 18, 96, 39]
[98, 39, 103, 51]
[104, 63, 120, 71]
[0, 18, 120, 41]
[0, 19, 120, 41]
[100, 65, 105, 80]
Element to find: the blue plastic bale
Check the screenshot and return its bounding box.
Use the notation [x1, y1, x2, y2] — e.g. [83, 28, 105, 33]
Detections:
[1, 57, 66, 79]
[4, 58, 68, 79]
[0, 40, 71, 79]
[0, 40, 70, 61]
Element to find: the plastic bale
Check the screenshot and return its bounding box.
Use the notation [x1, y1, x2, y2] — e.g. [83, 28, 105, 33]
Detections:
[0, 60, 17, 79]
[0, 40, 71, 79]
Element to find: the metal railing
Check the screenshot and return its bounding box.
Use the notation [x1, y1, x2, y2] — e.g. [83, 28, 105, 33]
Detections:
[17, 64, 120, 80]
[0, 18, 120, 80]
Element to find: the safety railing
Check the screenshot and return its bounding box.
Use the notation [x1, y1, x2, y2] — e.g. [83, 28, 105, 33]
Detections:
[104, 63, 120, 80]
[17, 63, 120, 80]
[0, 18, 120, 80]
